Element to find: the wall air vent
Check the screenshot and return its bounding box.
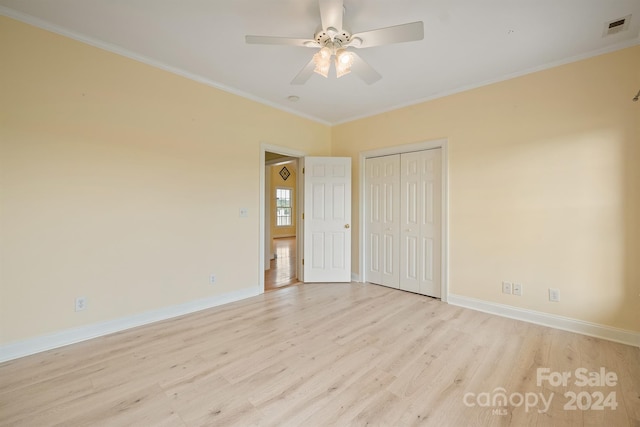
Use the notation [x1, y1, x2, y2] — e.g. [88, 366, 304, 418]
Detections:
[603, 14, 631, 36]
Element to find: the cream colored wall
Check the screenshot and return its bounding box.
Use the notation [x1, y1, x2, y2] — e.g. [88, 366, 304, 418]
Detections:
[270, 163, 297, 238]
[1, 15, 638, 347]
[0, 17, 331, 345]
[333, 46, 640, 332]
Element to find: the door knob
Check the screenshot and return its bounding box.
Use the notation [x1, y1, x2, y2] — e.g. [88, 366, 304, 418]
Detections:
[345, 224, 350, 229]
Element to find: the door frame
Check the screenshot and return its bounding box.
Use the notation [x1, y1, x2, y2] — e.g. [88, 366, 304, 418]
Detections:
[358, 138, 450, 302]
[259, 143, 306, 294]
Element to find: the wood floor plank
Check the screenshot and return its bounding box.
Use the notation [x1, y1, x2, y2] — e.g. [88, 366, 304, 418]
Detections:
[1, 282, 638, 426]
[302, 367, 397, 426]
[255, 344, 386, 426]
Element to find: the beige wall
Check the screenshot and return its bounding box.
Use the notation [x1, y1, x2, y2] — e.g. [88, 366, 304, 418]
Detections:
[0, 17, 331, 344]
[270, 162, 297, 238]
[333, 46, 640, 332]
[1, 15, 638, 347]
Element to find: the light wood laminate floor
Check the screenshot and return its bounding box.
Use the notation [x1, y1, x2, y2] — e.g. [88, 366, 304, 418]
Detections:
[264, 237, 298, 292]
[1, 283, 638, 426]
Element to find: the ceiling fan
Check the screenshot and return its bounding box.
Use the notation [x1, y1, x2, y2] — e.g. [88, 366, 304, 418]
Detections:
[245, 0, 424, 85]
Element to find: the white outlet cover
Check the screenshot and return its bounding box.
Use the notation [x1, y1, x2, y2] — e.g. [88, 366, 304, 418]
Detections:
[513, 283, 522, 296]
[502, 281, 512, 294]
[75, 297, 87, 311]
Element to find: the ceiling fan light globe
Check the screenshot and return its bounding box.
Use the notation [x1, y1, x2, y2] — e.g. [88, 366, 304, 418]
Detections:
[337, 49, 353, 66]
[313, 48, 331, 77]
[319, 46, 332, 59]
[313, 52, 331, 78]
[335, 56, 352, 78]
[335, 66, 351, 78]
[314, 66, 330, 78]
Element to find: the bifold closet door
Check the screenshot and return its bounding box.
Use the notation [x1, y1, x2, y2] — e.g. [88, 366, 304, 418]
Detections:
[365, 155, 400, 288]
[400, 149, 442, 297]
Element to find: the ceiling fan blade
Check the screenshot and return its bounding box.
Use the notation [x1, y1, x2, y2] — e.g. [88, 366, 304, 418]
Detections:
[319, 0, 343, 31]
[350, 21, 424, 48]
[350, 52, 381, 85]
[246, 35, 319, 47]
[291, 58, 316, 85]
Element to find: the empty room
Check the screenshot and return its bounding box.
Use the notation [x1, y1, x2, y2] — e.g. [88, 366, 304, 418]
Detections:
[1, 0, 639, 426]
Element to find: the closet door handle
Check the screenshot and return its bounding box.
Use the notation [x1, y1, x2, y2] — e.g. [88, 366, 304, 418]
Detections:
[345, 224, 350, 229]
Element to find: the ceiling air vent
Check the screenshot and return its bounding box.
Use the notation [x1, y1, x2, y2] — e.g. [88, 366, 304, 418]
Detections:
[603, 14, 631, 36]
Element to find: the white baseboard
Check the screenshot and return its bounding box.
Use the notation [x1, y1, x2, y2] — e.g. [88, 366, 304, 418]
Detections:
[448, 294, 640, 348]
[351, 272, 360, 282]
[0, 286, 260, 363]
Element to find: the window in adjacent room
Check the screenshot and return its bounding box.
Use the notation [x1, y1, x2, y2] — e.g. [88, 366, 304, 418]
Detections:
[276, 188, 293, 226]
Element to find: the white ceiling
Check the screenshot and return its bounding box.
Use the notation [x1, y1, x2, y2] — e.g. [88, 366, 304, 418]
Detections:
[2, 0, 639, 125]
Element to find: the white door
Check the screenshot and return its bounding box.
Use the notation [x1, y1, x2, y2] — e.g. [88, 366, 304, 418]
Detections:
[400, 149, 442, 297]
[303, 157, 352, 282]
[365, 155, 400, 288]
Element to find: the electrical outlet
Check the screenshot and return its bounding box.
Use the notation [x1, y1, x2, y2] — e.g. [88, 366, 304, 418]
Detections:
[549, 288, 560, 302]
[239, 208, 248, 218]
[502, 281, 512, 294]
[75, 297, 87, 312]
[210, 274, 216, 285]
[513, 283, 523, 296]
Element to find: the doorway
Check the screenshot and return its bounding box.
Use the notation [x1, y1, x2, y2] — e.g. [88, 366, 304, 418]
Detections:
[260, 144, 306, 294]
[265, 155, 299, 291]
[259, 144, 354, 292]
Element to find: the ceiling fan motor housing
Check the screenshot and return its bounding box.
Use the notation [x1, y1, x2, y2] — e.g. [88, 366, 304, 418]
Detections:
[314, 27, 351, 47]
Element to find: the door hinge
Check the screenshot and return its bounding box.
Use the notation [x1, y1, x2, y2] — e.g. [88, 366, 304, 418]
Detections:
[302, 167, 305, 174]
[302, 213, 304, 220]
[302, 259, 304, 265]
